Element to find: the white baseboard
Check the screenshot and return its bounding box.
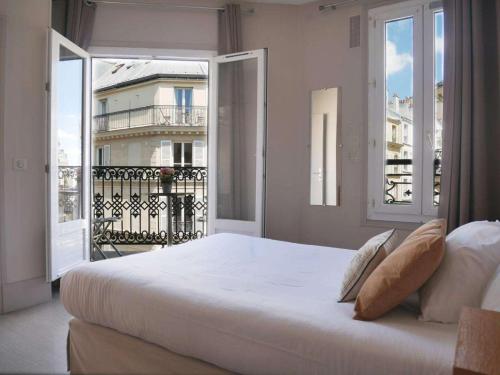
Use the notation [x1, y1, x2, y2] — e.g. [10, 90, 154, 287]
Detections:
[1, 277, 52, 314]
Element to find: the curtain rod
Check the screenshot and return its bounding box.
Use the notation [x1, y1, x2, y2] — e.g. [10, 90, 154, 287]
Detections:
[85, 0, 255, 13]
[318, 0, 357, 11]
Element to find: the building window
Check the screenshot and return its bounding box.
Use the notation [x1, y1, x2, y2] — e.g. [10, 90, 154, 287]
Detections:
[173, 142, 193, 167]
[367, 0, 444, 222]
[174, 87, 193, 124]
[174, 87, 193, 107]
[98, 99, 108, 115]
[391, 125, 397, 143]
[96, 145, 110, 166]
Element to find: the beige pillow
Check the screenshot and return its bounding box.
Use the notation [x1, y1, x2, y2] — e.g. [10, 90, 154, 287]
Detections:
[338, 229, 398, 302]
[354, 219, 446, 321]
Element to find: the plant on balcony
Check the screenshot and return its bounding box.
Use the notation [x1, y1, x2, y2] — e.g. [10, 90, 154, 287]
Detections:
[159, 167, 175, 193]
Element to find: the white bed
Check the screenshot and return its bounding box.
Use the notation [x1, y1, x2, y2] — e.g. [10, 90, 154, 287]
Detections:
[61, 233, 458, 375]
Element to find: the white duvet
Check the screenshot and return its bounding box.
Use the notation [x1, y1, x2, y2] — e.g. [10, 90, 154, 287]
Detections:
[61, 233, 457, 375]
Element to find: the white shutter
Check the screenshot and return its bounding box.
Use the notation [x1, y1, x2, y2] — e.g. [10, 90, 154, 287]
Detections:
[192, 140, 205, 167]
[103, 145, 111, 166]
[160, 140, 173, 167]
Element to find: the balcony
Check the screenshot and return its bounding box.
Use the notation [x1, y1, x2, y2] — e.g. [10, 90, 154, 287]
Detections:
[384, 149, 442, 205]
[58, 165, 207, 258]
[93, 105, 207, 132]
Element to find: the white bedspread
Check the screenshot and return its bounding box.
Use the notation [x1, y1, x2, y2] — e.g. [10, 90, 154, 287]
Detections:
[61, 233, 457, 375]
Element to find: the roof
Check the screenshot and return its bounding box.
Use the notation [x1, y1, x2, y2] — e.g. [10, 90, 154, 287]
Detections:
[94, 60, 208, 92]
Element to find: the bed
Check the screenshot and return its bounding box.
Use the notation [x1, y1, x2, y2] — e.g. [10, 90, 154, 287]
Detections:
[61, 233, 458, 375]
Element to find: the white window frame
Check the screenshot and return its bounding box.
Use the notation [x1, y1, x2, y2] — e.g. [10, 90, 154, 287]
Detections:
[367, 0, 443, 223]
[95, 144, 110, 166]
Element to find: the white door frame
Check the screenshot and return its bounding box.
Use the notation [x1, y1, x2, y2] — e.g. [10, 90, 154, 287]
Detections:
[47, 30, 91, 281]
[208, 49, 267, 237]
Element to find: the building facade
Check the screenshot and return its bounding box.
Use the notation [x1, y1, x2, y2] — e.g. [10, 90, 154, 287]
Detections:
[92, 60, 209, 251]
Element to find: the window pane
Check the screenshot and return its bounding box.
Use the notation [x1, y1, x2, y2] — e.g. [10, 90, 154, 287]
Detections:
[174, 143, 182, 166]
[384, 17, 413, 204]
[216, 58, 257, 221]
[57, 45, 83, 223]
[433, 11, 444, 206]
[184, 143, 192, 166]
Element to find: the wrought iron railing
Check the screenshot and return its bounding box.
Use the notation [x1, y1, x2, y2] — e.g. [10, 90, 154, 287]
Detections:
[92, 166, 207, 246]
[93, 105, 207, 132]
[384, 150, 441, 205]
[58, 166, 82, 223]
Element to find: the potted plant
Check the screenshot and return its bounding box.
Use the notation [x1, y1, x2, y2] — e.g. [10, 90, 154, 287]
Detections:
[159, 167, 175, 194]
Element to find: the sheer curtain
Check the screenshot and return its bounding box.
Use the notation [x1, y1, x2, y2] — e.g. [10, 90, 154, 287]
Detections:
[438, 0, 500, 232]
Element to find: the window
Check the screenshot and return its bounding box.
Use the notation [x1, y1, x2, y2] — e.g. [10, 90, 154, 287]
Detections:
[173, 142, 193, 167]
[98, 99, 108, 115]
[368, 0, 444, 222]
[174, 87, 193, 124]
[95, 145, 110, 166]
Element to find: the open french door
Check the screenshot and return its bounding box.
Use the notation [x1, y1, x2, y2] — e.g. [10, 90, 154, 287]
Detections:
[46, 30, 91, 281]
[208, 49, 267, 237]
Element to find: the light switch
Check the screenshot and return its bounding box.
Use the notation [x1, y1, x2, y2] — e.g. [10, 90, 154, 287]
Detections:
[13, 158, 28, 171]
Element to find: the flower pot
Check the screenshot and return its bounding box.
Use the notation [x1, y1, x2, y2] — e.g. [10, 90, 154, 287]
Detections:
[161, 183, 172, 194]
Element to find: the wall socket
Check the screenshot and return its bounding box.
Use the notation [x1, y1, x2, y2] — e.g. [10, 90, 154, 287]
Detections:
[13, 158, 28, 171]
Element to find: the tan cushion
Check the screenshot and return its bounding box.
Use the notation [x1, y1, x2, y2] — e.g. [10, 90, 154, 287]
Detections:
[338, 229, 398, 302]
[353, 219, 446, 321]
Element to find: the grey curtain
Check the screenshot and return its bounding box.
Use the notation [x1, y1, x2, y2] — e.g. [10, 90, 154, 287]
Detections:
[66, 0, 96, 49]
[218, 4, 242, 55]
[217, 4, 249, 220]
[438, 0, 500, 232]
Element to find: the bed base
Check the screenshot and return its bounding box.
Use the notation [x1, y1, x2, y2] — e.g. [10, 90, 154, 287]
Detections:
[67, 318, 231, 375]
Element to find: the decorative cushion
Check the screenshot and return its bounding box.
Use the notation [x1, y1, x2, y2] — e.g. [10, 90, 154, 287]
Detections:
[354, 219, 446, 321]
[338, 229, 398, 302]
[420, 221, 500, 323]
[481, 264, 500, 312]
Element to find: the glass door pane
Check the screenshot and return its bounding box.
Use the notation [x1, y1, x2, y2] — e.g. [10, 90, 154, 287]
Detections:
[384, 17, 414, 205]
[216, 57, 258, 221]
[57, 46, 84, 223]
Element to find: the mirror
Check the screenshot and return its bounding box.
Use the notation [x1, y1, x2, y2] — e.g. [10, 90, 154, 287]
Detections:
[310, 87, 341, 206]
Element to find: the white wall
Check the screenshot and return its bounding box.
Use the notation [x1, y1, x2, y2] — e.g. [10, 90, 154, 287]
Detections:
[91, 0, 220, 52]
[0, 0, 52, 313]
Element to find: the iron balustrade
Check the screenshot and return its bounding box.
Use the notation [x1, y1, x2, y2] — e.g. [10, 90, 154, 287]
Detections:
[384, 149, 441, 205]
[93, 105, 207, 132]
[92, 166, 207, 246]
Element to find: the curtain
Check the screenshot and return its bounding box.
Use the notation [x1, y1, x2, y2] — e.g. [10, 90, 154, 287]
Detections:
[218, 4, 242, 55]
[439, 0, 500, 232]
[66, 0, 97, 49]
[217, 4, 248, 220]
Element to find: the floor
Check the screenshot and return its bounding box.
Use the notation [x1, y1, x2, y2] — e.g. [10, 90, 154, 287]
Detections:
[0, 288, 70, 374]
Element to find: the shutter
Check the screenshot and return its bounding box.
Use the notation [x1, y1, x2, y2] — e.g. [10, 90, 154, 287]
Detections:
[160, 140, 173, 167]
[103, 145, 111, 166]
[192, 140, 205, 167]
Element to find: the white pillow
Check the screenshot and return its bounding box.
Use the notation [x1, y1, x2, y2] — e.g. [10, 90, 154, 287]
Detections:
[338, 229, 398, 302]
[481, 264, 500, 312]
[419, 221, 500, 323]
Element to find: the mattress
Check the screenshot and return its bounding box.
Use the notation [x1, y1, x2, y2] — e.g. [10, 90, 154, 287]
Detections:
[61, 233, 458, 375]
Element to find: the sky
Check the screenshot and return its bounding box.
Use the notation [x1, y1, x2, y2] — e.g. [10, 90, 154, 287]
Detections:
[57, 56, 83, 166]
[385, 12, 444, 99]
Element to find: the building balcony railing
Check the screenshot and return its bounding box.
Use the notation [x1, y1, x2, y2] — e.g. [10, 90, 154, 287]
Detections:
[57, 165, 207, 255]
[93, 105, 207, 132]
[92, 166, 207, 248]
[384, 149, 441, 206]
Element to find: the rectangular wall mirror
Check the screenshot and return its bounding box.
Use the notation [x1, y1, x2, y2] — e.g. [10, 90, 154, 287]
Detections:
[310, 87, 341, 206]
